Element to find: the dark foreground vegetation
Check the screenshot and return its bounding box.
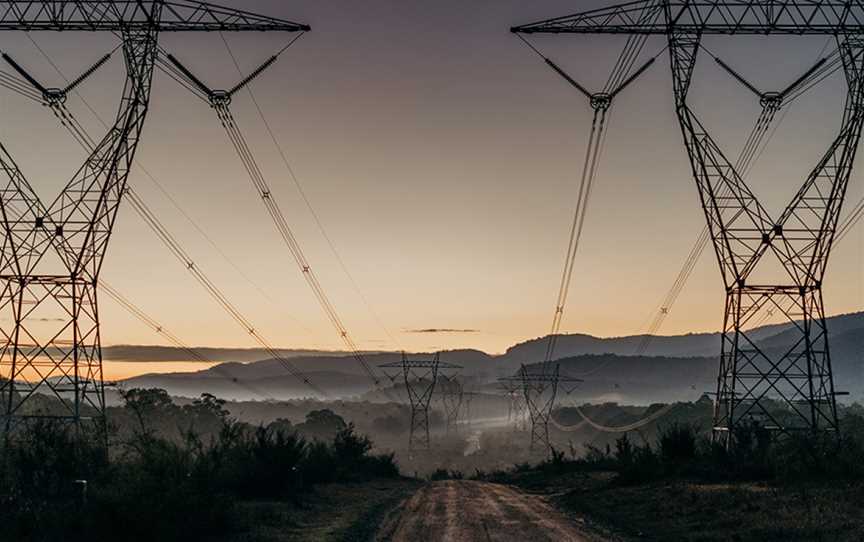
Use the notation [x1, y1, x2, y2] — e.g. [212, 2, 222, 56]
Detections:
[6, 388, 864, 542]
[0, 389, 401, 542]
[477, 414, 864, 541]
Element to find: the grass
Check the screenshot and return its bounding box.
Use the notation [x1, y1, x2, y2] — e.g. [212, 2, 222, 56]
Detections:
[487, 464, 864, 541]
[475, 419, 864, 541]
[227, 479, 422, 542]
[554, 476, 864, 541]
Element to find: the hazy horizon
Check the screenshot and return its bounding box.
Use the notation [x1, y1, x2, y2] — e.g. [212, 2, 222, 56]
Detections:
[100, 307, 864, 380]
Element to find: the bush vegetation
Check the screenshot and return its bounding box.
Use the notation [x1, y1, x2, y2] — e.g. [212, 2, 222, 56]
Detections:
[515, 417, 864, 486]
[0, 389, 400, 542]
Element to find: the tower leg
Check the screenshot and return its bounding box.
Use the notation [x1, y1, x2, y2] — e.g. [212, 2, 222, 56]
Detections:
[0, 276, 104, 436]
[713, 286, 838, 444]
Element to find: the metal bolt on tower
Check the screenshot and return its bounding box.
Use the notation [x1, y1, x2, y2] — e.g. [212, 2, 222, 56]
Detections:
[380, 353, 461, 450]
[0, 1, 308, 437]
[512, 1, 864, 443]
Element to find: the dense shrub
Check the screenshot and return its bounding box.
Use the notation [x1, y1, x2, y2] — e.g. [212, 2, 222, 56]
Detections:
[0, 390, 400, 542]
[211, 423, 307, 499]
[659, 423, 698, 466]
[0, 421, 107, 541]
[562, 415, 864, 486]
[303, 424, 399, 483]
[90, 434, 235, 542]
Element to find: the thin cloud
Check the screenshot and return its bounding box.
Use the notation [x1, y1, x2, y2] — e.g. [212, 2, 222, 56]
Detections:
[0, 317, 64, 322]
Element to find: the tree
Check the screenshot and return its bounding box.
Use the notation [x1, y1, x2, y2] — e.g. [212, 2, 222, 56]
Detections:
[296, 409, 346, 441]
[183, 393, 230, 435]
[119, 388, 177, 435]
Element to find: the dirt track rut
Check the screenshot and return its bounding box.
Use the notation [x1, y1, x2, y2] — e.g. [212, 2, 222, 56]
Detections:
[381, 480, 601, 542]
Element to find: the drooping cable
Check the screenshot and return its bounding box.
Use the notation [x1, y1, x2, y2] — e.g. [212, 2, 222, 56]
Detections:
[570, 402, 679, 433]
[837, 196, 864, 244]
[514, 33, 668, 433]
[19, 37, 326, 398]
[217, 33, 402, 351]
[214, 104, 385, 390]
[0, 99, 276, 400]
[36, 50, 309, 334]
[19, 48, 313, 333]
[517, 34, 666, 374]
[161, 41, 394, 393]
[514, 34, 661, 372]
[99, 280, 276, 400]
[122, 182, 327, 397]
[544, 105, 611, 367]
[99, 280, 209, 364]
[0, 69, 42, 101]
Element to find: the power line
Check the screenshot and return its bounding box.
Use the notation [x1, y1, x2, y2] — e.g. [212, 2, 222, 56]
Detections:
[515, 34, 662, 368]
[100, 280, 277, 400]
[20, 36, 325, 398]
[160, 43, 394, 394]
[636, 42, 844, 354]
[218, 33, 402, 351]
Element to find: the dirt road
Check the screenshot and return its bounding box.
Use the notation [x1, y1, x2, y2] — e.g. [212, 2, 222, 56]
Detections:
[379, 480, 603, 542]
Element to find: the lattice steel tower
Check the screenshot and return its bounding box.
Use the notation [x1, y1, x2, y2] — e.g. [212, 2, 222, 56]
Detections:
[438, 374, 463, 435]
[380, 353, 461, 450]
[0, 1, 308, 436]
[513, 1, 864, 443]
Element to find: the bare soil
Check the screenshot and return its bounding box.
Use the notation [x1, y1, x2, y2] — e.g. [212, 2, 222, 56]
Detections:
[378, 480, 606, 542]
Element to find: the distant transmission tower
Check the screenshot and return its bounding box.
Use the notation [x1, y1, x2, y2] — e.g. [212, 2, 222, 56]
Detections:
[462, 389, 480, 431]
[380, 353, 461, 450]
[498, 376, 528, 431]
[513, 1, 864, 443]
[0, 1, 308, 437]
[438, 375, 463, 435]
[516, 364, 581, 452]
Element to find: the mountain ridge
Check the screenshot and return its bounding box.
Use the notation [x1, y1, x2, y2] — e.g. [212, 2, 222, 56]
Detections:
[119, 311, 863, 402]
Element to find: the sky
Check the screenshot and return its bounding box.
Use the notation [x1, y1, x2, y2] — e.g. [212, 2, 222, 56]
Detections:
[0, 1, 861, 378]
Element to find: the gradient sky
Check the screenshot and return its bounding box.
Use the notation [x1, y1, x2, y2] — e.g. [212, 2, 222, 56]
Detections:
[0, 1, 862, 377]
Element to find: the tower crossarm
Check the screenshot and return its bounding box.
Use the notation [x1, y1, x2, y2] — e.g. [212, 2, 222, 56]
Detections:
[0, 1, 309, 32]
[0, 0, 309, 282]
[512, 1, 864, 36]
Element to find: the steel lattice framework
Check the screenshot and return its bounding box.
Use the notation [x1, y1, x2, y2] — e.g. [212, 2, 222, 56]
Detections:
[380, 353, 461, 450]
[498, 377, 528, 431]
[462, 389, 480, 431]
[437, 374, 463, 435]
[0, 1, 307, 437]
[501, 365, 581, 452]
[513, 0, 864, 443]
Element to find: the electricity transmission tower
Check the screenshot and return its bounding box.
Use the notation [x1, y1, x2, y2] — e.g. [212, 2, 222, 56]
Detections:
[380, 353, 461, 450]
[0, 1, 308, 437]
[437, 374, 463, 435]
[518, 364, 582, 452]
[499, 376, 529, 431]
[462, 389, 480, 431]
[513, 1, 864, 444]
